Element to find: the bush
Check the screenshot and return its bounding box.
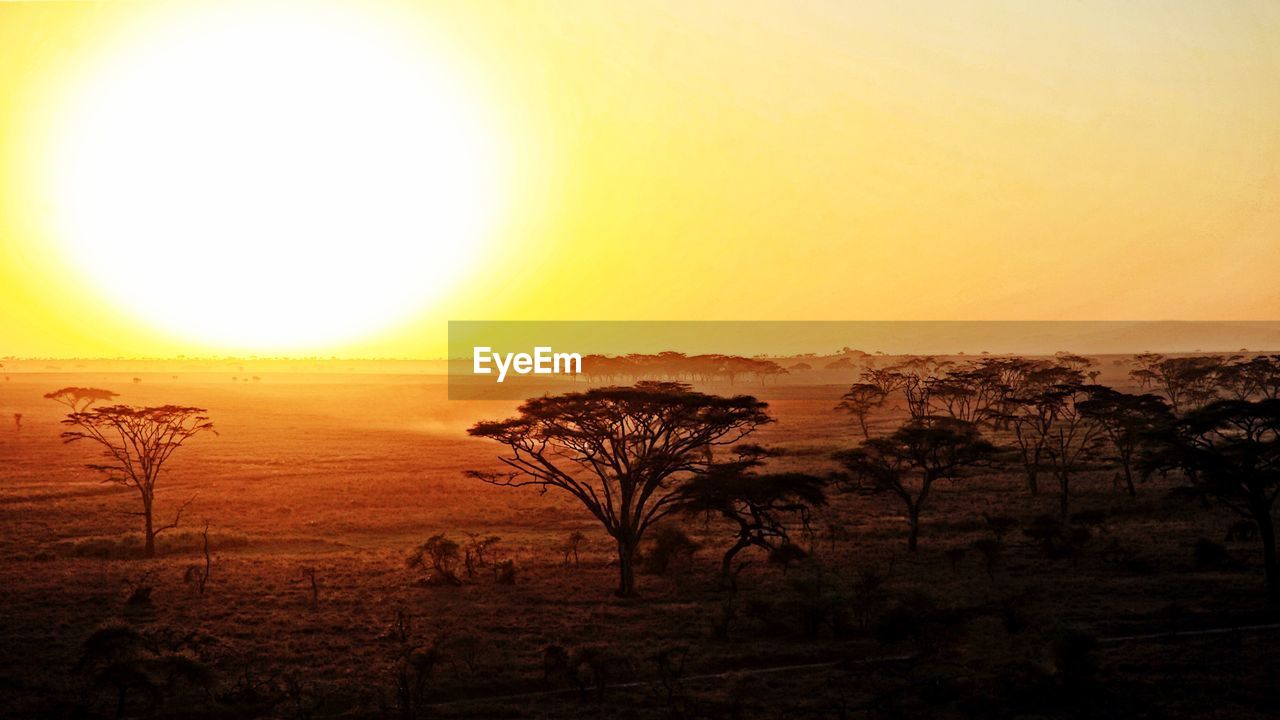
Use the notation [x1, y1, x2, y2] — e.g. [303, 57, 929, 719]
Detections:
[849, 566, 891, 632]
[407, 534, 464, 586]
[1023, 515, 1090, 559]
[1193, 538, 1234, 569]
[1054, 630, 1099, 692]
[984, 514, 1018, 541]
[873, 590, 959, 653]
[56, 530, 249, 560]
[640, 526, 700, 576]
[972, 538, 1003, 580]
[1225, 520, 1257, 542]
[494, 559, 517, 585]
[766, 542, 808, 570]
[780, 559, 851, 638]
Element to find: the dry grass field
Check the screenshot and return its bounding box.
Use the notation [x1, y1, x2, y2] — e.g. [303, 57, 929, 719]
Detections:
[1, 367, 1277, 719]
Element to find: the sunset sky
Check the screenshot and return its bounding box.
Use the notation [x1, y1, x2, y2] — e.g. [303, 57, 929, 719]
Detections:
[1, 0, 1277, 358]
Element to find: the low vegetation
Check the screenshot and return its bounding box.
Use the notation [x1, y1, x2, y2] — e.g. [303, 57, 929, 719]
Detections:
[1, 352, 1277, 718]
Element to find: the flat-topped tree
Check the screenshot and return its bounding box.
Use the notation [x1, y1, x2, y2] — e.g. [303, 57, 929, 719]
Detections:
[1147, 399, 1280, 604]
[467, 381, 772, 597]
[835, 417, 994, 551]
[1130, 353, 1227, 413]
[1077, 387, 1172, 497]
[681, 445, 827, 579]
[987, 365, 1085, 495]
[44, 387, 119, 413]
[837, 383, 888, 439]
[56, 403, 215, 558]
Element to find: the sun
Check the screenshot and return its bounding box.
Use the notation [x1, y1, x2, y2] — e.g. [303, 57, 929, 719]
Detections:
[38, 0, 504, 352]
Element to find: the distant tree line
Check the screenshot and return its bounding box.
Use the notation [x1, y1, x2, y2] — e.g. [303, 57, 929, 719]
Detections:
[469, 352, 1280, 603]
[578, 352, 788, 385]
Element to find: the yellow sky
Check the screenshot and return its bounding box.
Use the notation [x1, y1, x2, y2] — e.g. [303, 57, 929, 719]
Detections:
[1, 0, 1278, 358]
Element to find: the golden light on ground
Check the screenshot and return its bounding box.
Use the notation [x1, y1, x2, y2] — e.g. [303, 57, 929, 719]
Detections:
[32, 0, 506, 352]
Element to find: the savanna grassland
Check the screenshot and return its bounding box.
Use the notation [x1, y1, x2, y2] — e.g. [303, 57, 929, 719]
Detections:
[1, 361, 1277, 719]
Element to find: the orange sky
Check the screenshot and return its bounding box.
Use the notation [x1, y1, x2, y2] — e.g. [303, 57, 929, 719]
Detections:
[1, 0, 1278, 358]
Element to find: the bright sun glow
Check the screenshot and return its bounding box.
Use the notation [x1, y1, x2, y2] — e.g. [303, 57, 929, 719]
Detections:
[40, 1, 503, 352]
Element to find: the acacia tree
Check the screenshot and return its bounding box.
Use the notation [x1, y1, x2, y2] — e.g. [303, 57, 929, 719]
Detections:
[44, 386, 119, 412]
[1038, 383, 1107, 519]
[56, 403, 215, 558]
[1130, 353, 1226, 413]
[979, 357, 1053, 431]
[680, 446, 827, 578]
[989, 366, 1083, 495]
[888, 356, 951, 420]
[837, 383, 887, 438]
[834, 417, 993, 551]
[1077, 387, 1172, 497]
[1219, 355, 1280, 401]
[1148, 399, 1280, 604]
[466, 381, 771, 596]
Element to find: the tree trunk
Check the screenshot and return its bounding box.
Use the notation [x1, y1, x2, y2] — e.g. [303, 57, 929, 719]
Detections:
[143, 501, 156, 559]
[907, 507, 920, 552]
[1058, 474, 1070, 520]
[1121, 462, 1136, 498]
[721, 539, 752, 578]
[1256, 509, 1279, 606]
[1026, 447, 1040, 495]
[616, 538, 637, 597]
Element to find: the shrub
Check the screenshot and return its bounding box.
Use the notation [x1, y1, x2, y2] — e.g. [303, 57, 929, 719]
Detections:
[59, 529, 248, 560]
[766, 542, 808, 571]
[849, 566, 891, 632]
[463, 533, 501, 577]
[640, 526, 700, 576]
[1193, 538, 1234, 569]
[972, 538, 1003, 580]
[784, 559, 851, 638]
[873, 591, 960, 654]
[407, 534, 464, 586]
[494, 559, 517, 585]
[1225, 520, 1257, 542]
[984, 515, 1018, 541]
[75, 624, 215, 717]
[1054, 630, 1099, 693]
[1023, 515, 1090, 559]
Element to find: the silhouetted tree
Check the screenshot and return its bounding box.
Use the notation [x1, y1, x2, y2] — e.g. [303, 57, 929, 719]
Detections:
[837, 383, 888, 438]
[870, 356, 952, 419]
[75, 624, 214, 718]
[835, 417, 993, 550]
[681, 446, 827, 577]
[55, 403, 215, 558]
[1037, 382, 1107, 518]
[989, 366, 1084, 495]
[44, 386, 119, 413]
[1077, 387, 1172, 497]
[407, 534, 464, 586]
[978, 357, 1054, 430]
[1053, 352, 1096, 373]
[1148, 399, 1280, 603]
[1130, 354, 1226, 413]
[467, 381, 771, 596]
[1220, 355, 1280, 401]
